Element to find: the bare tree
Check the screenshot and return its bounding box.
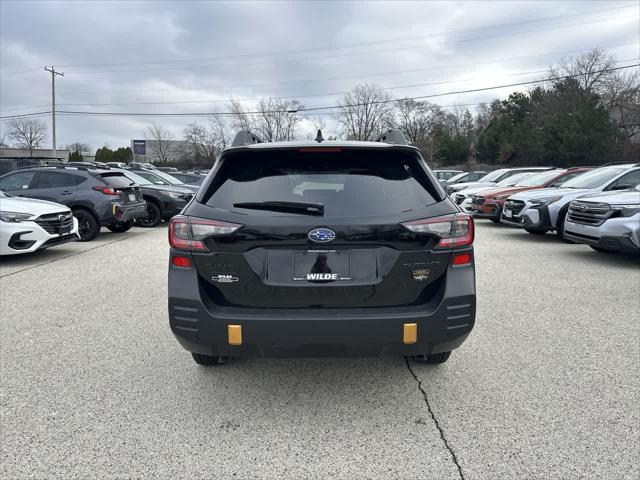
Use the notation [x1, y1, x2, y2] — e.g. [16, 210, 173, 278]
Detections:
[333, 84, 393, 140]
[146, 124, 175, 163]
[549, 48, 617, 93]
[227, 98, 254, 133]
[7, 118, 47, 157]
[0, 131, 8, 148]
[391, 99, 442, 152]
[255, 98, 301, 142]
[184, 117, 229, 164]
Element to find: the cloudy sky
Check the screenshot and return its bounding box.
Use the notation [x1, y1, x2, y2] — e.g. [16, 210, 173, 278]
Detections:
[1, 0, 638, 152]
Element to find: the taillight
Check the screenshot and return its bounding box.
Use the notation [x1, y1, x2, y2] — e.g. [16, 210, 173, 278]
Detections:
[93, 186, 119, 195]
[169, 215, 242, 251]
[402, 214, 474, 248]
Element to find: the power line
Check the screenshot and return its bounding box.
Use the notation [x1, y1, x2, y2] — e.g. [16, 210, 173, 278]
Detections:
[45, 4, 637, 70]
[3, 60, 635, 112]
[1, 63, 637, 120]
[4, 43, 636, 103]
[3, 63, 632, 120]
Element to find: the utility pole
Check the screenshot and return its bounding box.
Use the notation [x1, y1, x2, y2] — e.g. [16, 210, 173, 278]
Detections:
[44, 66, 64, 160]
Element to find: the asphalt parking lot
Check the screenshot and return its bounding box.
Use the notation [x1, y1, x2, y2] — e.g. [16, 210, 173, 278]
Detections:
[1, 223, 638, 479]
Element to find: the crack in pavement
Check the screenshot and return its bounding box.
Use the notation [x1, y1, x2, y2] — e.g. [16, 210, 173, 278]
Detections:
[0, 229, 158, 279]
[405, 357, 465, 480]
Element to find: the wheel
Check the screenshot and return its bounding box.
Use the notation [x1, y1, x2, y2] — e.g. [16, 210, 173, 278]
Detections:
[191, 353, 229, 366]
[106, 221, 133, 233]
[525, 228, 548, 235]
[135, 201, 162, 228]
[490, 217, 500, 223]
[413, 351, 451, 364]
[555, 211, 574, 243]
[73, 208, 100, 241]
[590, 246, 612, 253]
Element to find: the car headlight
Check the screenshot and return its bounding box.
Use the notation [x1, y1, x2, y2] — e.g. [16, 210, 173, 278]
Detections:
[167, 192, 184, 199]
[530, 196, 562, 206]
[0, 211, 34, 223]
[611, 204, 640, 217]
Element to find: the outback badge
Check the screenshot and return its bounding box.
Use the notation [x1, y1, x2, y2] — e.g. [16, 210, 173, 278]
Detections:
[412, 269, 430, 282]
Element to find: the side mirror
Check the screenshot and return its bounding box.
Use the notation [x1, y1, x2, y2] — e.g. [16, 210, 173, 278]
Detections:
[634, 184, 640, 191]
[155, 181, 164, 185]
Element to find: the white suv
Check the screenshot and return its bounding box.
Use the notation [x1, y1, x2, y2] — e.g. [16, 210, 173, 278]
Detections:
[0, 191, 79, 255]
[563, 186, 640, 254]
[501, 164, 640, 238]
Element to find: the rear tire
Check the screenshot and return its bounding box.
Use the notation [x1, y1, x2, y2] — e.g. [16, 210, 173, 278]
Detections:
[413, 351, 451, 364]
[136, 201, 162, 228]
[191, 353, 228, 366]
[73, 208, 100, 242]
[106, 221, 133, 233]
[490, 217, 500, 223]
[590, 246, 612, 253]
[525, 228, 548, 235]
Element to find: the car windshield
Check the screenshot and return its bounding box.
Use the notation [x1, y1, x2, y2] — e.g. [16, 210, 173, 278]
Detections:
[495, 172, 533, 187]
[515, 170, 562, 187]
[477, 169, 508, 182]
[560, 167, 627, 189]
[120, 171, 152, 185]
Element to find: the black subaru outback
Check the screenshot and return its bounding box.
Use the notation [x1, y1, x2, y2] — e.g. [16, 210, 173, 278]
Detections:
[168, 130, 476, 365]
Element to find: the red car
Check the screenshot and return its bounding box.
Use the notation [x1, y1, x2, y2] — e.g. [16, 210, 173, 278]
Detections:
[469, 167, 592, 221]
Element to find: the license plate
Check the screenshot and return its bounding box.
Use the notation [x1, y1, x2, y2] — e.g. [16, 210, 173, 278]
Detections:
[293, 250, 351, 281]
[128, 193, 136, 201]
[504, 209, 512, 218]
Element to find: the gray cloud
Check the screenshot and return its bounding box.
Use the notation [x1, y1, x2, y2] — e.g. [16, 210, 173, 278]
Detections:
[1, 0, 638, 150]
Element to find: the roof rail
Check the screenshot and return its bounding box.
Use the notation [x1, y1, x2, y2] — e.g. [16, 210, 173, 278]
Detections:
[374, 129, 408, 145]
[232, 129, 263, 147]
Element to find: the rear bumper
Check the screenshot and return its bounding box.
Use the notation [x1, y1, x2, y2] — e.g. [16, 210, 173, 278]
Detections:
[168, 258, 476, 358]
[101, 201, 147, 225]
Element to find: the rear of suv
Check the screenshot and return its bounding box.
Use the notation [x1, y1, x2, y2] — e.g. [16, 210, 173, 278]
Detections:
[0, 166, 146, 241]
[168, 130, 476, 366]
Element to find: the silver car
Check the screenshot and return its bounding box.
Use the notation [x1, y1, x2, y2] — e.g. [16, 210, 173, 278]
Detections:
[501, 164, 640, 239]
[563, 185, 640, 254]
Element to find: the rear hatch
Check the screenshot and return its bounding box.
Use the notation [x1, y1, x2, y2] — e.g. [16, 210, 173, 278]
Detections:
[183, 147, 462, 309]
[97, 172, 143, 203]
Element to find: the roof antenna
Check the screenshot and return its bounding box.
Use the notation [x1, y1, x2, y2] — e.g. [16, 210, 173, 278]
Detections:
[315, 129, 324, 143]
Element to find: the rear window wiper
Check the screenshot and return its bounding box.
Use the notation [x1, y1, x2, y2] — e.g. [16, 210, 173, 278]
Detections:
[233, 201, 324, 216]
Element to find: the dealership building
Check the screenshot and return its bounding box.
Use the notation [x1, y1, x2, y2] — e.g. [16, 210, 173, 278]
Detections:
[131, 139, 189, 164]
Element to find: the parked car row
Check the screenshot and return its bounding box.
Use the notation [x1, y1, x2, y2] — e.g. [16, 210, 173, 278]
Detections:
[0, 164, 206, 255]
[453, 163, 640, 255]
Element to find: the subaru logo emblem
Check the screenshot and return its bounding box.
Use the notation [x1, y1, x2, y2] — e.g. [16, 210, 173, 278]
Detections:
[58, 213, 70, 221]
[579, 204, 588, 211]
[308, 228, 336, 243]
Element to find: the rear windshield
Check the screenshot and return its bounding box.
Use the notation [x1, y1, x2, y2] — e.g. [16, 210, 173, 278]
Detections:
[204, 149, 440, 217]
[99, 173, 136, 188]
